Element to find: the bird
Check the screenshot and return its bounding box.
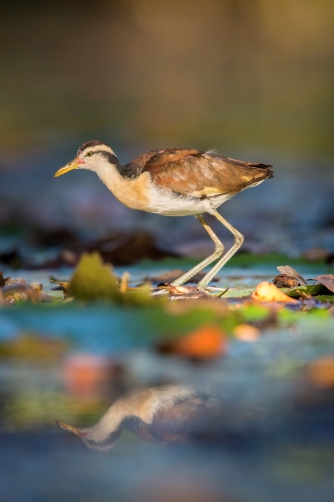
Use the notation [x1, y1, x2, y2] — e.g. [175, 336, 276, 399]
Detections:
[54, 141, 273, 289]
[56, 385, 265, 450]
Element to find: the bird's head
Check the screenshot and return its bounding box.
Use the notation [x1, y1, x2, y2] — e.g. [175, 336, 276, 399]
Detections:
[55, 419, 121, 451]
[54, 140, 119, 177]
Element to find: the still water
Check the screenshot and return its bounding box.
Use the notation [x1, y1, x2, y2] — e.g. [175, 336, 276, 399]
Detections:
[1, 264, 334, 501]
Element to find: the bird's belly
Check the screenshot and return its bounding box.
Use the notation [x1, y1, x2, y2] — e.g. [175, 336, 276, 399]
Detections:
[146, 189, 235, 216]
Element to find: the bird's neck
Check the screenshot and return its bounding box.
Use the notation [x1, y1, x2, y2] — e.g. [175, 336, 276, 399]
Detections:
[95, 386, 196, 441]
[94, 159, 152, 212]
[94, 159, 125, 194]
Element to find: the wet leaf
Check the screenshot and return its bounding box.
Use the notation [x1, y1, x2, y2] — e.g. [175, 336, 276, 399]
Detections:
[313, 275, 334, 294]
[252, 282, 298, 303]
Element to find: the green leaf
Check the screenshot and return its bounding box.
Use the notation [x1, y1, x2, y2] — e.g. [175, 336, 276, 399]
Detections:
[70, 252, 121, 301]
[286, 284, 327, 298]
[314, 296, 334, 304]
[238, 304, 271, 322]
[221, 288, 253, 299]
[70, 252, 162, 305]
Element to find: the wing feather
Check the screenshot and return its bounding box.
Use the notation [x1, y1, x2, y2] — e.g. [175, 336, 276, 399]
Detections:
[126, 148, 273, 198]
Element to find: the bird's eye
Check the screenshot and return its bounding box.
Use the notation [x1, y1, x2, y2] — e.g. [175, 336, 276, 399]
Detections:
[86, 151, 94, 157]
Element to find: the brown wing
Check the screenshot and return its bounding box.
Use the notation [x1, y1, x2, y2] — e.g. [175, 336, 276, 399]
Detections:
[127, 148, 273, 198]
[146, 396, 268, 445]
[147, 399, 212, 443]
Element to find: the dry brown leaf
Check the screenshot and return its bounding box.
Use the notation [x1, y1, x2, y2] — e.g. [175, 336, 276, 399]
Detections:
[308, 356, 334, 388]
[252, 282, 298, 303]
[313, 275, 334, 294]
[234, 324, 260, 342]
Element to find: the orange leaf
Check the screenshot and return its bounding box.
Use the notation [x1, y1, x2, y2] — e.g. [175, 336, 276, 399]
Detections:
[252, 282, 298, 303]
[174, 324, 227, 358]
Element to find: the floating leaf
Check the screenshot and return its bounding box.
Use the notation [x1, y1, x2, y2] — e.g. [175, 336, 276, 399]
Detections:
[220, 288, 253, 299]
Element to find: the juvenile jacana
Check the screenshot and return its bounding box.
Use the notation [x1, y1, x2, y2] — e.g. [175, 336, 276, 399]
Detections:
[54, 141, 273, 288]
[56, 385, 261, 449]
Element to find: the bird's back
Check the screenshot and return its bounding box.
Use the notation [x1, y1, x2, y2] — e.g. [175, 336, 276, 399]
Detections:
[124, 390, 267, 445]
[124, 148, 273, 199]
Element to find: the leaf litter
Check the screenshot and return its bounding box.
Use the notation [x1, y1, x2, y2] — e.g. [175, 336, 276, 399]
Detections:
[1, 253, 334, 363]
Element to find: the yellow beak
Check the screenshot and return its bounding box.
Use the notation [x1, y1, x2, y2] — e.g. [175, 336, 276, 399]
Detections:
[54, 157, 84, 177]
[56, 420, 85, 437]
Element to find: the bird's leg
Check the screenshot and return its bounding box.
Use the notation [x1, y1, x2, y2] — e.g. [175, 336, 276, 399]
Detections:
[197, 210, 244, 289]
[170, 214, 225, 287]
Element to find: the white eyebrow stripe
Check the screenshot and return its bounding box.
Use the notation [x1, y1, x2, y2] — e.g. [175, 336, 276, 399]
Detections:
[81, 144, 117, 157]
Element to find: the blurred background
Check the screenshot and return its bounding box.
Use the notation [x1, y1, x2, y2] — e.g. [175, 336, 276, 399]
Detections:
[1, 3, 334, 501]
[1, 0, 334, 256]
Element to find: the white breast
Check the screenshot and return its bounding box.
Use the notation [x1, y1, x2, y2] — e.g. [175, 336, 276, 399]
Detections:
[146, 186, 235, 216]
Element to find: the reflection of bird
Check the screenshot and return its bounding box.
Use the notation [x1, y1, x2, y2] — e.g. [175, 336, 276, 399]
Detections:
[55, 141, 273, 288]
[56, 385, 261, 451]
